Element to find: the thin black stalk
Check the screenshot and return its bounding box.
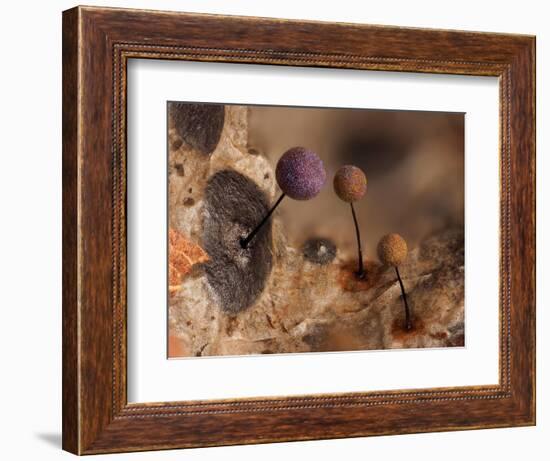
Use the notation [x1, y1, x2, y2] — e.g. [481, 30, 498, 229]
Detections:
[395, 266, 412, 331]
[240, 193, 285, 249]
[350, 202, 365, 279]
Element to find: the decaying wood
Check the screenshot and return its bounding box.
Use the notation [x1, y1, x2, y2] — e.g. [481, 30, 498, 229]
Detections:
[167, 105, 465, 356]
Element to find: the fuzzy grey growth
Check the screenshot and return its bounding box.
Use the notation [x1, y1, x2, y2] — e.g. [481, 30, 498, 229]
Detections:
[203, 170, 273, 314]
[169, 103, 225, 154]
[302, 237, 337, 265]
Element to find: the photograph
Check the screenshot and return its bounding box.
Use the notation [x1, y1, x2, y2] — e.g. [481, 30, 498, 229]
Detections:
[167, 102, 465, 358]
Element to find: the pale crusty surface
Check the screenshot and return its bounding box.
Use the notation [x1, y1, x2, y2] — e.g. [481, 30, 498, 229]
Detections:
[167, 104, 464, 357]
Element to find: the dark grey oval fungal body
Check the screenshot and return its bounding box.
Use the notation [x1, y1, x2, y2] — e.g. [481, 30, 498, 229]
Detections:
[203, 170, 273, 314]
[169, 103, 225, 155]
[302, 237, 337, 265]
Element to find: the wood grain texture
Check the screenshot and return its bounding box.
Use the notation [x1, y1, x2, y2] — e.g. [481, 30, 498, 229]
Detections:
[62, 7, 79, 454]
[62, 5, 536, 455]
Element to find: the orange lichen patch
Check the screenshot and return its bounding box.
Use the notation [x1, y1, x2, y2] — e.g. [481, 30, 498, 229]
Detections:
[169, 228, 209, 268]
[338, 260, 383, 292]
[168, 263, 182, 296]
[168, 228, 208, 296]
[391, 316, 426, 341]
[168, 334, 190, 358]
[168, 262, 180, 286]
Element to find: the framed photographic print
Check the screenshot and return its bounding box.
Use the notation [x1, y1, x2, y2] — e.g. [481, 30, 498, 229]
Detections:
[62, 5, 535, 455]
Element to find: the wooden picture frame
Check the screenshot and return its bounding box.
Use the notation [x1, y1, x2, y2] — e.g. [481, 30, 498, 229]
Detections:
[62, 5, 535, 455]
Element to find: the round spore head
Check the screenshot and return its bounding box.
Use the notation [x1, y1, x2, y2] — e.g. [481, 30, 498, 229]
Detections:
[333, 165, 367, 202]
[275, 147, 326, 200]
[378, 233, 408, 266]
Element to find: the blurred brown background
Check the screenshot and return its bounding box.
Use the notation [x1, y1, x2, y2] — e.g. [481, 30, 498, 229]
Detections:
[247, 105, 464, 259]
